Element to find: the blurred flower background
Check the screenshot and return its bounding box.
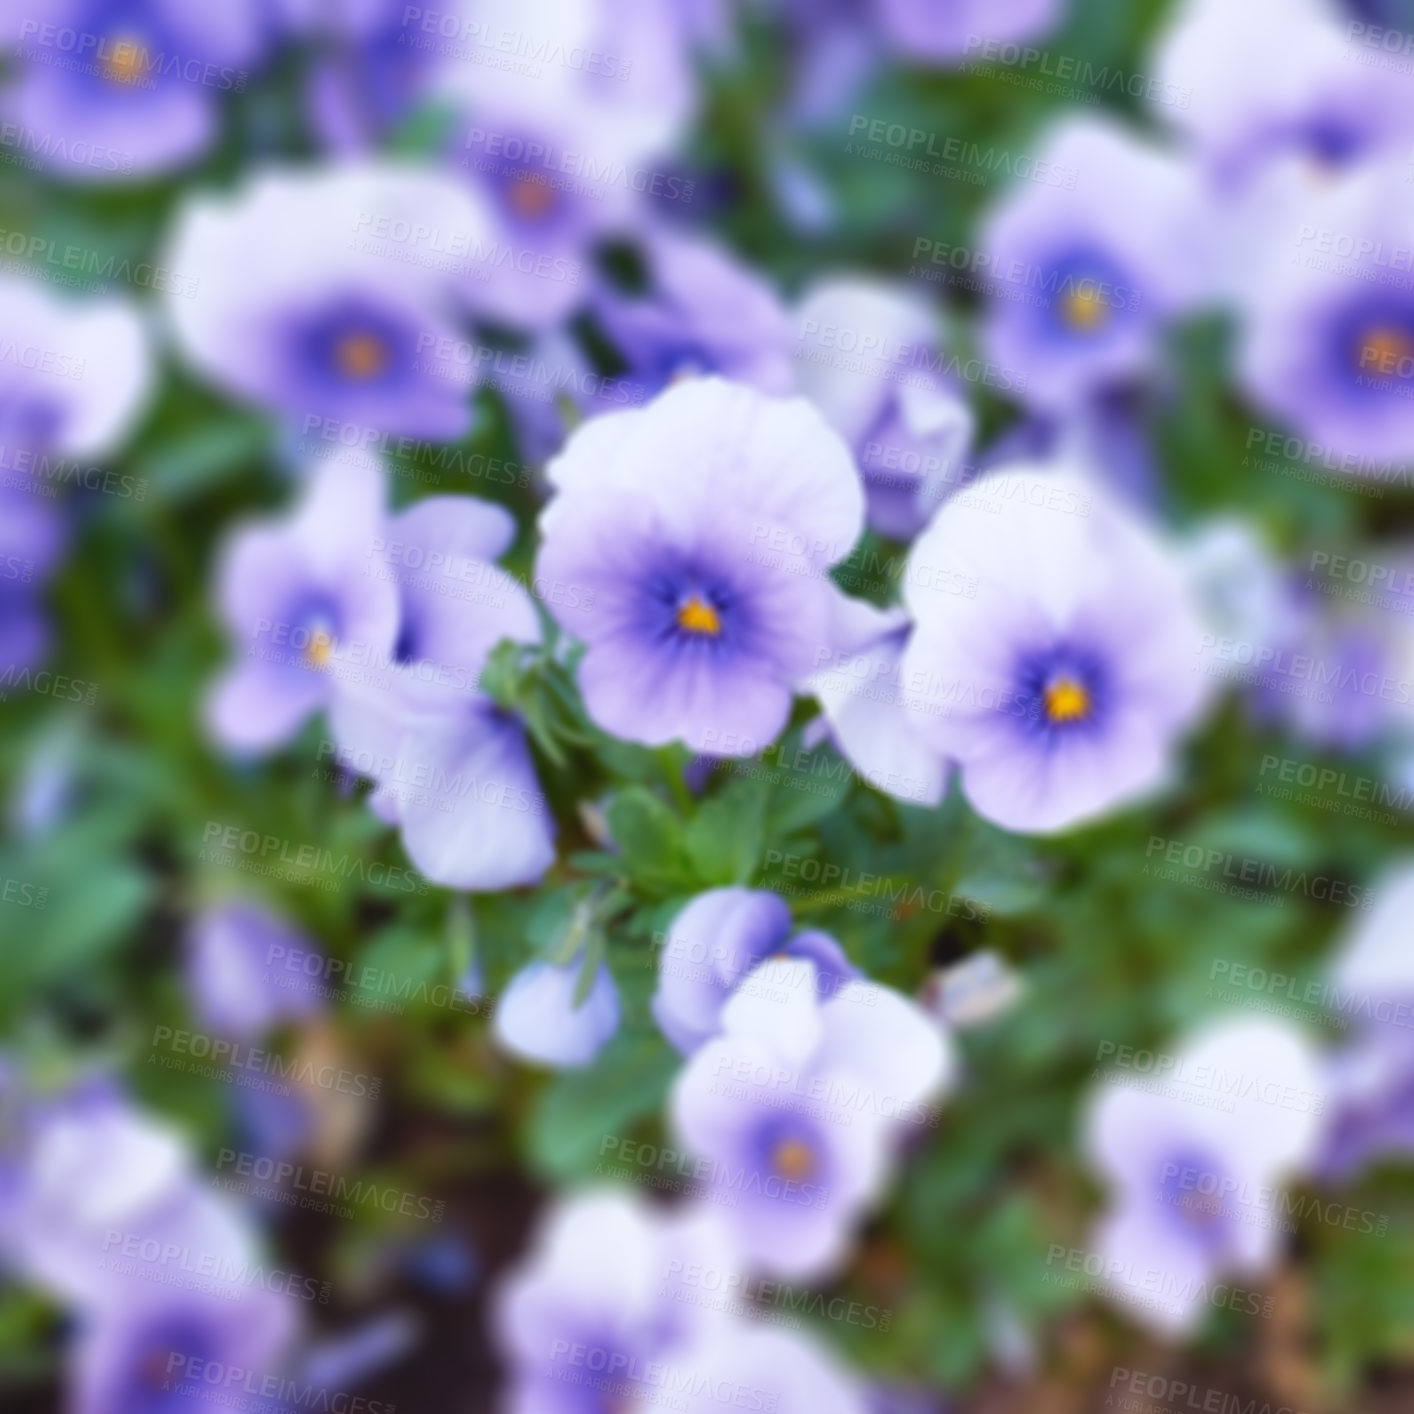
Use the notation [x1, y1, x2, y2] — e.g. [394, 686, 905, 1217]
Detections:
[2, 1, 1414, 1411]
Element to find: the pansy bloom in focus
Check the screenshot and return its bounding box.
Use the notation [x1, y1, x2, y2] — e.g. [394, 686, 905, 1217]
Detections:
[979, 114, 1204, 409]
[535, 377, 866, 754]
[898, 464, 1211, 833]
[164, 163, 491, 439]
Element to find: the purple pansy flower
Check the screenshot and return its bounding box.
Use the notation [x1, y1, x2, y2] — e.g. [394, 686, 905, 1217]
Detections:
[1320, 864, 1414, 1180]
[794, 278, 973, 540]
[594, 227, 797, 403]
[670, 957, 952, 1277]
[536, 377, 866, 755]
[0, 279, 150, 672]
[273, 0, 437, 152]
[492, 955, 620, 1069]
[1083, 1016, 1326, 1337]
[0, 0, 269, 181]
[430, 0, 699, 178]
[164, 163, 491, 440]
[327, 493, 556, 890]
[979, 114, 1206, 410]
[494, 1188, 731, 1414]
[1152, 0, 1414, 190]
[2, 1081, 192, 1306]
[184, 898, 325, 1040]
[652, 887, 860, 1054]
[71, 1272, 298, 1414]
[205, 459, 399, 754]
[897, 464, 1211, 834]
[1238, 158, 1414, 463]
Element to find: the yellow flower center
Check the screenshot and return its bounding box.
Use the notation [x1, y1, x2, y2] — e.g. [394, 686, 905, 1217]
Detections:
[1063, 287, 1108, 331]
[771, 1138, 816, 1181]
[676, 595, 721, 636]
[1358, 326, 1414, 378]
[508, 176, 555, 221]
[102, 35, 147, 86]
[1043, 676, 1090, 723]
[305, 630, 335, 669]
[334, 332, 388, 382]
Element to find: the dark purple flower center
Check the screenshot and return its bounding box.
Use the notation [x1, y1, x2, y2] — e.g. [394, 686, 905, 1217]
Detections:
[1013, 642, 1109, 739]
[1157, 1147, 1236, 1257]
[1040, 246, 1136, 343]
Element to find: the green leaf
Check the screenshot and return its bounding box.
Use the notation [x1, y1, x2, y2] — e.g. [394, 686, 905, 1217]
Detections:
[524, 1030, 678, 1183]
[604, 788, 695, 895]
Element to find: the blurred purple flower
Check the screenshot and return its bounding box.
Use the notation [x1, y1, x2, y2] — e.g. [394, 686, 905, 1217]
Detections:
[1238, 158, 1414, 463]
[793, 278, 973, 540]
[205, 460, 398, 754]
[670, 957, 952, 1277]
[0, 279, 150, 671]
[897, 464, 1211, 833]
[1083, 1016, 1326, 1337]
[494, 1189, 731, 1414]
[327, 494, 555, 891]
[0, 0, 269, 181]
[979, 114, 1206, 410]
[2, 1080, 191, 1306]
[274, 0, 437, 151]
[492, 955, 620, 1069]
[651, 887, 860, 1054]
[1153, 0, 1414, 190]
[535, 377, 865, 754]
[594, 228, 797, 402]
[164, 163, 489, 439]
[185, 898, 325, 1040]
[1320, 864, 1414, 1180]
